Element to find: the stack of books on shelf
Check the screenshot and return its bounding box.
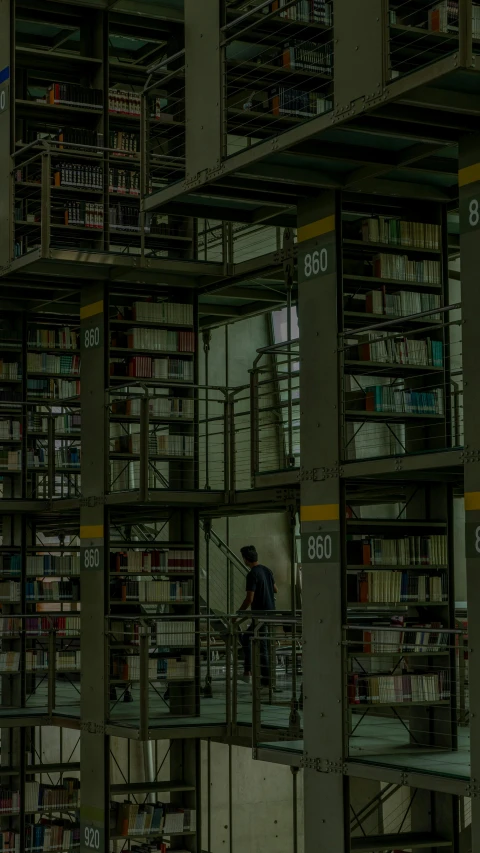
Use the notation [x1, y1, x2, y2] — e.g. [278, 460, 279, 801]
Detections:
[64, 201, 104, 228]
[0, 420, 21, 440]
[0, 361, 21, 380]
[348, 570, 447, 604]
[373, 254, 441, 284]
[109, 167, 140, 195]
[56, 650, 81, 671]
[26, 650, 48, 671]
[112, 395, 194, 419]
[0, 616, 21, 636]
[30, 327, 80, 350]
[26, 554, 80, 576]
[26, 650, 80, 672]
[27, 448, 46, 468]
[363, 289, 441, 318]
[128, 301, 194, 326]
[0, 789, 20, 814]
[55, 447, 81, 468]
[28, 412, 81, 433]
[156, 621, 195, 647]
[25, 779, 80, 812]
[114, 327, 196, 353]
[348, 670, 450, 704]
[47, 82, 102, 109]
[0, 832, 19, 852]
[112, 655, 158, 682]
[109, 130, 139, 155]
[26, 615, 80, 636]
[0, 652, 20, 673]
[25, 822, 79, 852]
[428, 0, 480, 37]
[111, 356, 193, 381]
[113, 801, 196, 837]
[109, 203, 141, 231]
[0, 581, 21, 602]
[0, 449, 21, 470]
[0, 554, 21, 576]
[0, 387, 21, 403]
[360, 218, 441, 249]
[270, 0, 332, 24]
[167, 656, 195, 680]
[109, 89, 141, 116]
[361, 621, 448, 653]
[351, 333, 443, 367]
[348, 534, 447, 566]
[27, 377, 80, 400]
[114, 433, 193, 458]
[26, 579, 80, 601]
[110, 549, 194, 574]
[116, 579, 193, 603]
[269, 87, 332, 117]
[280, 40, 332, 72]
[54, 163, 102, 190]
[363, 385, 444, 416]
[27, 353, 80, 375]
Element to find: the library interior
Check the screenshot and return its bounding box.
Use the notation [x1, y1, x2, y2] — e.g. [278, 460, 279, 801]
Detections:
[1, 0, 480, 851]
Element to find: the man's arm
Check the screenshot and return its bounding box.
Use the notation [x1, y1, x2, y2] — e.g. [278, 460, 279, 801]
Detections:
[239, 590, 254, 611]
[273, 583, 278, 594]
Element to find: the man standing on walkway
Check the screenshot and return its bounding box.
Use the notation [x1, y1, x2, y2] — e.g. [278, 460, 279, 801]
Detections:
[238, 545, 277, 687]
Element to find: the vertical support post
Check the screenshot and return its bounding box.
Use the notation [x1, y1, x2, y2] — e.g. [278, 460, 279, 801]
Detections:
[47, 626, 56, 715]
[250, 369, 259, 487]
[0, 0, 11, 269]
[40, 149, 51, 258]
[203, 331, 211, 490]
[139, 625, 149, 741]
[184, 0, 221, 180]
[139, 393, 150, 502]
[80, 282, 108, 853]
[459, 0, 474, 68]
[47, 414, 55, 500]
[283, 227, 295, 467]
[459, 132, 480, 852]
[298, 193, 347, 852]
[223, 396, 230, 497]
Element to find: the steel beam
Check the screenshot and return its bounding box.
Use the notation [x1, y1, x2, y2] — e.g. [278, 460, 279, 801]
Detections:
[184, 0, 221, 180]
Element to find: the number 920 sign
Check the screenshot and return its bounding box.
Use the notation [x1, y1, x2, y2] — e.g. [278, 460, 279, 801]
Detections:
[302, 532, 339, 563]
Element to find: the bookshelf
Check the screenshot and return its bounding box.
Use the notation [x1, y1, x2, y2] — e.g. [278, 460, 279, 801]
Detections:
[341, 201, 452, 462]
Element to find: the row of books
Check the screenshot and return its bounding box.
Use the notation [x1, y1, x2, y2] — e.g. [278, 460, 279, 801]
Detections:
[363, 289, 441, 318]
[0, 555, 21, 576]
[0, 832, 19, 852]
[373, 254, 441, 284]
[54, 163, 102, 190]
[0, 615, 80, 636]
[347, 535, 448, 567]
[281, 40, 332, 73]
[25, 780, 80, 812]
[108, 91, 165, 120]
[429, 0, 480, 37]
[112, 395, 194, 420]
[109, 130, 139, 155]
[112, 656, 158, 682]
[114, 328, 196, 353]
[25, 650, 81, 672]
[0, 582, 20, 602]
[270, 0, 332, 24]
[112, 801, 196, 837]
[0, 652, 20, 672]
[0, 450, 21, 471]
[360, 623, 448, 654]
[347, 571, 447, 604]
[128, 301, 194, 327]
[0, 388, 21, 402]
[28, 328, 79, 350]
[111, 356, 194, 381]
[362, 386, 445, 416]
[109, 167, 140, 195]
[25, 822, 80, 851]
[114, 433, 194, 458]
[27, 378, 80, 400]
[47, 82, 102, 109]
[0, 361, 21, 380]
[0, 790, 20, 814]
[348, 671, 450, 704]
[270, 88, 332, 118]
[166, 656, 195, 680]
[25, 580, 80, 601]
[54, 447, 80, 468]
[156, 621, 195, 647]
[115, 579, 193, 603]
[27, 353, 80, 375]
[351, 333, 443, 367]
[63, 201, 103, 228]
[110, 550, 194, 573]
[0, 420, 21, 440]
[28, 413, 81, 433]
[26, 555, 80, 577]
[360, 218, 441, 250]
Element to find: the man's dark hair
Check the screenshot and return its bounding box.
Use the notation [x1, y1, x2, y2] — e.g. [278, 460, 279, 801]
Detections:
[241, 545, 258, 563]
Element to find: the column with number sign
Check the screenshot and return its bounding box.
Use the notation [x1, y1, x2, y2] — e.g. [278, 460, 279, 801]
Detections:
[80, 283, 108, 853]
[460, 135, 480, 849]
[298, 194, 347, 851]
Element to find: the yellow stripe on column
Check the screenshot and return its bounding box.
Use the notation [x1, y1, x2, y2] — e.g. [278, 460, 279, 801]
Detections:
[80, 300, 104, 320]
[459, 163, 480, 187]
[80, 525, 104, 539]
[465, 492, 480, 511]
[297, 215, 335, 243]
[300, 504, 339, 522]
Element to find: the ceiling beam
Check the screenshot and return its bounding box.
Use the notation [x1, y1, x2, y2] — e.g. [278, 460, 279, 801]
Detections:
[237, 161, 341, 190]
[345, 141, 449, 189]
[399, 87, 480, 116]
